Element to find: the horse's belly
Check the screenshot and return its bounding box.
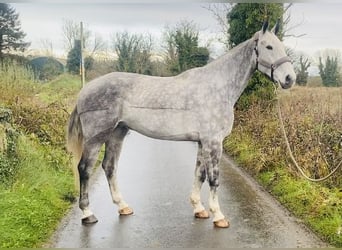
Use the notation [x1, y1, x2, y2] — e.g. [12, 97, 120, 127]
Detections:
[122, 106, 200, 141]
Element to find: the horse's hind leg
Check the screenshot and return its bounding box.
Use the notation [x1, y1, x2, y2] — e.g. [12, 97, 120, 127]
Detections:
[78, 142, 102, 224]
[190, 142, 210, 219]
[102, 124, 133, 216]
[203, 139, 229, 228]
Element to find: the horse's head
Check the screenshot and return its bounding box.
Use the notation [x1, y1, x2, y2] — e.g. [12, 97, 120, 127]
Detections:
[254, 21, 296, 89]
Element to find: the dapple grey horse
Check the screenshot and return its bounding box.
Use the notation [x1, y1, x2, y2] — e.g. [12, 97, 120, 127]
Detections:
[67, 21, 295, 228]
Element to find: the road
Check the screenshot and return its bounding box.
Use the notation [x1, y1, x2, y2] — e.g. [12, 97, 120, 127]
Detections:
[48, 131, 327, 248]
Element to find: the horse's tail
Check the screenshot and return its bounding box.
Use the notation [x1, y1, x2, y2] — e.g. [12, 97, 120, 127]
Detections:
[67, 106, 83, 188]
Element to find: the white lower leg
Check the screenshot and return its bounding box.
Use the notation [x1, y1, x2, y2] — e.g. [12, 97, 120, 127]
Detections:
[209, 189, 225, 222]
[113, 191, 129, 210]
[82, 207, 94, 219]
[109, 178, 129, 210]
[190, 181, 205, 213]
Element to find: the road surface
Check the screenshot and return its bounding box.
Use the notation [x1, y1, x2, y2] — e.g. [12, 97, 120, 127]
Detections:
[48, 131, 327, 248]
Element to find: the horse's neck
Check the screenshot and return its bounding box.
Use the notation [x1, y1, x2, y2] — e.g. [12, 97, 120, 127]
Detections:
[205, 38, 256, 105]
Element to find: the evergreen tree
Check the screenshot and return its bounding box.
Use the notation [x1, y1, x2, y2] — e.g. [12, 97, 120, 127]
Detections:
[0, 3, 29, 60]
[319, 56, 340, 87]
[227, 3, 283, 48]
[66, 40, 81, 74]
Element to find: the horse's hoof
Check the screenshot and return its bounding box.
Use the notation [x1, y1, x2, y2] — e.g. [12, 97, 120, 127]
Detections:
[81, 214, 98, 224]
[213, 218, 230, 228]
[119, 207, 134, 216]
[194, 210, 210, 219]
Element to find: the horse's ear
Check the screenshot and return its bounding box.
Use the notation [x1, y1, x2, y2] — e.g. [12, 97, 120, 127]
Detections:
[271, 19, 280, 35]
[262, 20, 269, 34]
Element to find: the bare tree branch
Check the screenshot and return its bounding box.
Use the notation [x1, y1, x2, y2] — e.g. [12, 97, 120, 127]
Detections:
[202, 3, 233, 50]
[61, 19, 91, 51]
[283, 3, 306, 38]
[90, 33, 106, 56]
[39, 38, 53, 56]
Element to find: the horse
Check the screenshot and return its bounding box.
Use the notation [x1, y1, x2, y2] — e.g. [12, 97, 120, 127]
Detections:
[67, 21, 295, 228]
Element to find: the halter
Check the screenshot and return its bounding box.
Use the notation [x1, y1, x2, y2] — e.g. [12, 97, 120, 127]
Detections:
[254, 38, 292, 82]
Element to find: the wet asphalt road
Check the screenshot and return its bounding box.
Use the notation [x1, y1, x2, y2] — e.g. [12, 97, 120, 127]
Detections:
[49, 131, 327, 248]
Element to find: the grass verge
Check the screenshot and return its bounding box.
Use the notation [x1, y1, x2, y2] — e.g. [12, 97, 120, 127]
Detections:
[0, 136, 75, 248]
[224, 86, 342, 247]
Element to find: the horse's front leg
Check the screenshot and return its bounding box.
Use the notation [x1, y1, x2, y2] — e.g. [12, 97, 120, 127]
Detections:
[204, 140, 229, 228]
[190, 142, 209, 219]
[78, 142, 102, 224]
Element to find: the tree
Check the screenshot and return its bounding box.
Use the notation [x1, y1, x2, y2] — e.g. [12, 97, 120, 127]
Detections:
[113, 31, 153, 75]
[319, 56, 340, 87]
[0, 3, 29, 60]
[205, 3, 299, 51]
[204, 3, 233, 50]
[163, 21, 209, 75]
[296, 55, 311, 86]
[66, 39, 81, 74]
[62, 19, 106, 56]
[227, 3, 284, 48]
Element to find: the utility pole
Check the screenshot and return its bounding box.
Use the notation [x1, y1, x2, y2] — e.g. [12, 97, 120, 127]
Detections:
[80, 21, 85, 87]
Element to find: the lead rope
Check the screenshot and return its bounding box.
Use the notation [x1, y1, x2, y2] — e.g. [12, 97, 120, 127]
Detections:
[275, 90, 342, 182]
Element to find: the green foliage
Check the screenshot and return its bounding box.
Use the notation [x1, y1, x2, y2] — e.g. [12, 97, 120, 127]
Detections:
[114, 31, 153, 75]
[30, 57, 64, 81]
[38, 73, 81, 104]
[0, 136, 75, 248]
[296, 55, 311, 86]
[10, 101, 70, 147]
[174, 26, 209, 72]
[66, 39, 81, 74]
[227, 3, 284, 48]
[319, 56, 340, 87]
[235, 71, 276, 111]
[259, 168, 342, 247]
[164, 21, 209, 75]
[0, 3, 30, 59]
[227, 3, 284, 47]
[0, 119, 19, 184]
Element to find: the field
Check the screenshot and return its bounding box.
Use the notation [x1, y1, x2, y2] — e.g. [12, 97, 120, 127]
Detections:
[224, 85, 342, 247]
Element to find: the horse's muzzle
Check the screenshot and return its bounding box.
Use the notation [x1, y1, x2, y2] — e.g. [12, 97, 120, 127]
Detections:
[280, 74, 295, 89]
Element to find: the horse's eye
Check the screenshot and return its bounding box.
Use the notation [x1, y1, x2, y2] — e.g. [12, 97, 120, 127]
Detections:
[266, 45, 273, 50]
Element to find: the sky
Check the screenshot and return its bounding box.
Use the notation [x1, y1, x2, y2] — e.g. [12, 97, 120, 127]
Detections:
[10, 2, 342, 71]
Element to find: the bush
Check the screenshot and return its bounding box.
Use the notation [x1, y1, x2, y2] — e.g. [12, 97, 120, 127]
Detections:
[235, 71, 276, 111]
[30, 57, 64, 81]
[0, 108, 20, 184]
[10, 101, 69, 147]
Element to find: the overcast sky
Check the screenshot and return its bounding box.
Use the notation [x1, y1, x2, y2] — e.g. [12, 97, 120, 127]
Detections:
[11, 2, 342, 62]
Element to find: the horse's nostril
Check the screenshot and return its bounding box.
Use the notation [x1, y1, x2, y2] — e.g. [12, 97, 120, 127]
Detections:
[285, 74, 293, 85]
[280, 75, 294, 89]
